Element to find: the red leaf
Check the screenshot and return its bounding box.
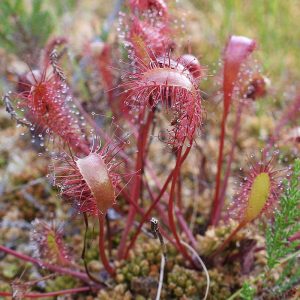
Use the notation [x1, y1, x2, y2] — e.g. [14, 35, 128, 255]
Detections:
[223, 35, 256, 116]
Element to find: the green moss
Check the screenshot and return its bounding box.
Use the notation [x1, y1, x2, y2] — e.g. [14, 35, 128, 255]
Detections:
[45, 275, 77, 292]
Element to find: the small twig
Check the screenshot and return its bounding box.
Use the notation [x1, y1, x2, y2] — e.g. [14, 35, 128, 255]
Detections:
[180, 240, 210, 300]
[149, 218, 210, 300]
[151, 218, 167, 258]
[156, 253, 166, 300]
[150, 218, 166, 300]
[98, 215, 115, 276]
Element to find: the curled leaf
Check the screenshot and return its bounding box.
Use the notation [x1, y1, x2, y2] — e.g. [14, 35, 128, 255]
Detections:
[223, 35, 256, 116]
[76, 153, 116, 215]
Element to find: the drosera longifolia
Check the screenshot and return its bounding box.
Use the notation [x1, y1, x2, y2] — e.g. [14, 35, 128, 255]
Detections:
[119, 50, 202, 151]
[4, 49, 90, 155]
[117, 48, 202, 260]
[210, 35, 257, 226]
[225, 158, 299, 299]
[119, 1, 201, 258]
[53, 138, 125, 276]
[117, 2, 203, 258]
[117, 1, 201, 256]
[218, 68, 268, 213]
[123, 147, 195, 260]
[211, 151, 286, 257]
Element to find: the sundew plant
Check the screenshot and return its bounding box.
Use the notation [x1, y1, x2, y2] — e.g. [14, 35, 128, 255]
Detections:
[0, 0, 299, 299]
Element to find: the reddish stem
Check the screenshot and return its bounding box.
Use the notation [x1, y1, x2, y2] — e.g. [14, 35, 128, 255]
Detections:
[210, 112, 227, 225]
[218, 100, 245, 217]
[0, 292, 13, 298]
[76, 99, 195, 252]
[177, 172, 183, 210]
[175, 210, 197, 247]
[123, 170, 174, 258]
[98, 215, 115, 276]
[118, 181, 170, 237]
[116, 182, 173, 246]
[210, 222, 245, 258]
[77, 100, 184, 234]
[144, 180, 170, 227]
[118, 110, 154, 259]
[168, 146, 195, 266]
[123, 145, 195, 258]
[0, 287, 90, 298]
[210, 36, 256, 225]
[0, 245, 90, 283]
[116, 182, 145, 216]
[145, 157, 197, 247]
